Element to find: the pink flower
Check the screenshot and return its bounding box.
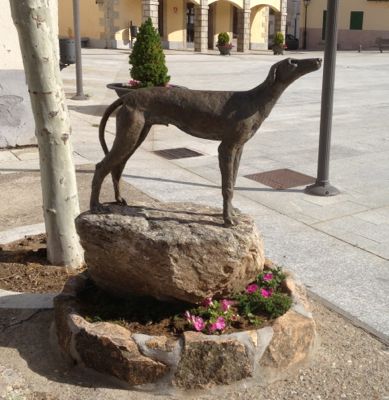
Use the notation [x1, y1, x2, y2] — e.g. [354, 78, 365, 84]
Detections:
[128, 79, 141, 87]
[220, 299, 235, 312]
[202, 297, 213, 307]
[209, 317, 226, 332]
[260, 288, 273, 298]
[184, 311, 206, 331]
[193, 316, 205, 331]
[263, 273, 273, 282]
[184, 311, 192, 321]
[246, 283, 259, 294]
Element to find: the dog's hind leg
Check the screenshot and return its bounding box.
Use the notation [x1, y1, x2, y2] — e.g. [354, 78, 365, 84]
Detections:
[90, 107, 146, 211]
[111, 123, 152, 205]
[90, 148, 126, 211]
[218, 142, 238, 227]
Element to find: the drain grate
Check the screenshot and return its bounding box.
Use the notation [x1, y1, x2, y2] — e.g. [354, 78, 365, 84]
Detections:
[153, 147, 203, 160]
[244, 168, 315, 190]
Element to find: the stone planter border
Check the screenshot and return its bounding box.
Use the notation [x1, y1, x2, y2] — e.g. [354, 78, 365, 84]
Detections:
[54, 269, 316, 390]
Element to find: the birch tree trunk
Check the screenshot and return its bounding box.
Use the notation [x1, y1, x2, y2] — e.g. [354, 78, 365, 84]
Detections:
[10, 0, 84, 268]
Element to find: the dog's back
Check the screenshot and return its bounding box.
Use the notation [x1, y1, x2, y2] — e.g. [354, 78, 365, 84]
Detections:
[122, 87, 261, 141]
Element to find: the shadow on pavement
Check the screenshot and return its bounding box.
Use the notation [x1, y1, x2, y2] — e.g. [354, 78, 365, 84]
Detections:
[0, 308, 129, 390]
[68, 105, 111, 117]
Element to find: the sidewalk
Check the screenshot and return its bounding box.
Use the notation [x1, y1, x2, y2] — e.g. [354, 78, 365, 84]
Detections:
[1, 48, 388, 345]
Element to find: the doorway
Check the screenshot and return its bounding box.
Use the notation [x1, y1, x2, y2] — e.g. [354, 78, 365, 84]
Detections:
[208, 3, 215, 49]
[158, 0, 164, 37]
[186, 2, 195, 47]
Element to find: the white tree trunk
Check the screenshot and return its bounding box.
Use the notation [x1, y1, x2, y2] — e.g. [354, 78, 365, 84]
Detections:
[10, 0, 84, 268]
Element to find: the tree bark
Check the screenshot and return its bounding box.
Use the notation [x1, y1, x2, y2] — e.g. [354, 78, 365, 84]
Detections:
[10, 0, 84, 268]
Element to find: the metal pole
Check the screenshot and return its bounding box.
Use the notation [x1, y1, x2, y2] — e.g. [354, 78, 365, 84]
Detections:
[72, 0, 87, 100]
[303, 4, 308, 49]
[305, 0, 340, 196]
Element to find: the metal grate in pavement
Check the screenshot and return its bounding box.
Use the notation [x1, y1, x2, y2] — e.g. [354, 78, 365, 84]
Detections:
[153, 147, 203, 160]
[244, 168, 315, 190]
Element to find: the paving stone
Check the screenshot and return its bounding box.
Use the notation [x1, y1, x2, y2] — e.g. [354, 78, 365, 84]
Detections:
[0, 151, 19, 162]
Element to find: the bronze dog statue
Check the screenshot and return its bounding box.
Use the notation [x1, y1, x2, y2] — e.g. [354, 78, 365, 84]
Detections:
[91, 58, 322, 226]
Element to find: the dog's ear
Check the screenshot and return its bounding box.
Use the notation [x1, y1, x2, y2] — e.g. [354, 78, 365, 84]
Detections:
[287, 58, 297, 70]
[268, 63, 279, 84]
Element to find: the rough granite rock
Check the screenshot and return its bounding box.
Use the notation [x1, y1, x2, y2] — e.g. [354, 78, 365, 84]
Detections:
[259, 309, 316, 370]
[75, 202, 265, 303]
[173, 331, 255, 389]
[53, 295, 78, 356]
[74, 321, 168, 385]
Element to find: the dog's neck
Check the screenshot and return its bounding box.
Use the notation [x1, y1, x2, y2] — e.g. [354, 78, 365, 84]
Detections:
[247, 71, 289, 118]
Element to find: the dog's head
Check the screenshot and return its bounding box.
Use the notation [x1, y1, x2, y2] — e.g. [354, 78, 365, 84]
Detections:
[269, 58, 322, 86]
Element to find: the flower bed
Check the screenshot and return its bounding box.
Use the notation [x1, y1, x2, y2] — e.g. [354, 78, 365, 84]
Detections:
[54, 263, 316, 390]
[182, 267, 292, 334]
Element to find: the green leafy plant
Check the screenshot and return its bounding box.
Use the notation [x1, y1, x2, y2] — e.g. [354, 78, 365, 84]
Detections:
[273, 31, 285, 46]
[184, 298, 238, 333]
[182, 266, 292, 334]
[217, 32, 231, 47]
[235, 266, 291, 319]
[129, 17, 170, 88]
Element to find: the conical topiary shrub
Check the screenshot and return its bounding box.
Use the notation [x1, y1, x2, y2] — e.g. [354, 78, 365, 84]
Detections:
[129, 18, 170, 87]
[272, 31, 285, 55]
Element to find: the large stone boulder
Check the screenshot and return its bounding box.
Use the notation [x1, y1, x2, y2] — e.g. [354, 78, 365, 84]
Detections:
[75, 202, 265, 303]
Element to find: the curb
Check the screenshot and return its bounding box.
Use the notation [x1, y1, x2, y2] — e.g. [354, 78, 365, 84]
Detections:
[0, 223, 45, 245]
[0, 223, 52, 309]
[0, 289, 55, 309]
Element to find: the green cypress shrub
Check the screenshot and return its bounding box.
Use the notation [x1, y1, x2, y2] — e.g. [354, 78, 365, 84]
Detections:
[273, 32, 285, 46]
[129, 18, 170, 87]
[217, 32, 230, 46]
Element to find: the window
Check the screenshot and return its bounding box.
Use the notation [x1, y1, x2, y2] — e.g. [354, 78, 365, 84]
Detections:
[322, 10, 327, 40]
[350, 11, 364, 30]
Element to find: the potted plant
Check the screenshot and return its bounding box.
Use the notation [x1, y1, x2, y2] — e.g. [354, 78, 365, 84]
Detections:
[216, 32, 233, 56]
[107, 18, 170, 97]
[272, 31, 286, 55]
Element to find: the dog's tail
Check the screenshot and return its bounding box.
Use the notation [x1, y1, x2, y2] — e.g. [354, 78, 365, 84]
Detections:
[99, 97, 124, 155]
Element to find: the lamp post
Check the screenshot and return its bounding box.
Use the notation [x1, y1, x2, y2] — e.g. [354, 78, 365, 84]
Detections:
[303, 0, 310, 49]
[72, 0, 87, 100]
[305, 0, 340, 197]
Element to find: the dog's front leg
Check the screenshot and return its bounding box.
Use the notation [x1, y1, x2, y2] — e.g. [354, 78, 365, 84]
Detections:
[218, 142, 237, 227]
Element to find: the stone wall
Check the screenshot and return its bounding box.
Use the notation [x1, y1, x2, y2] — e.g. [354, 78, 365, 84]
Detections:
[0, 0, 35, 148]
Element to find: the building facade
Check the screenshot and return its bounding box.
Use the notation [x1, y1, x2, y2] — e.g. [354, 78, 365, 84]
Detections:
[58, 0, 286, 52]
[0, 0, 46, 148]
[301, 0, 389, 50]
[286, 0, 300, 38]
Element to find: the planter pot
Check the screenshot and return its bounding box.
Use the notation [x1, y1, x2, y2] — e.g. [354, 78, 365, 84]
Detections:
[217, 45, 232, 56]
[272, 45, 284, 55]
[54, 269, 316, 390]
[106, 83, 135, 97]
[106, 83, 186, 98]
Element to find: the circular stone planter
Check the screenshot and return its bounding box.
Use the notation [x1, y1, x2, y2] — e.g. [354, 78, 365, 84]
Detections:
[54, 270, 316, 390]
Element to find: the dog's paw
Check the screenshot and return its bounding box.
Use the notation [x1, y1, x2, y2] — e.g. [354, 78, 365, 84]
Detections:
[232, 207, 241, 216]
[223, 217, 235, 228]
[116, 197, 128, 206]
[90, 203, 106, 213]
